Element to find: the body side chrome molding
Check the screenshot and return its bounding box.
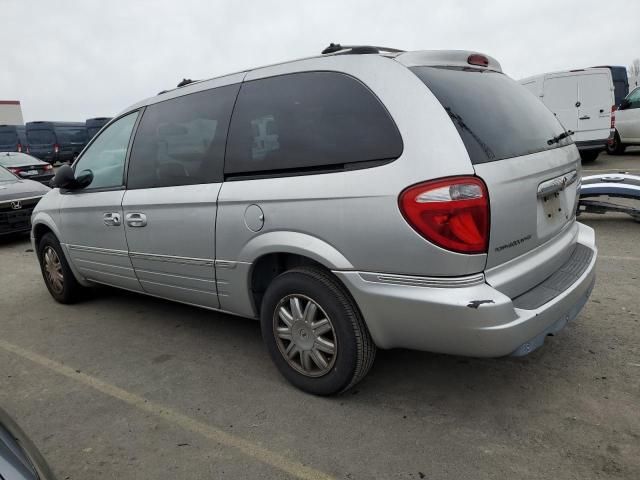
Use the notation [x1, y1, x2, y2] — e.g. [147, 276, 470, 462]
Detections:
[66, 243, 129, 257]
[129, 251, 214, 267]
[357, 271, 485, 288]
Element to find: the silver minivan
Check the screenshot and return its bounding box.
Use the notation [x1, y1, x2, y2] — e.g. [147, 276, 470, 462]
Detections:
[32, 46, 597, 395]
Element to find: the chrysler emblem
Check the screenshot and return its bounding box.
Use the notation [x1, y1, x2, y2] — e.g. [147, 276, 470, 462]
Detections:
[10, 200, 22, 210]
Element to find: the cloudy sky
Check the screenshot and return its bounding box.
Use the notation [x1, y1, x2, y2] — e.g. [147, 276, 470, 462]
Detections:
[2, 0, 638, 122]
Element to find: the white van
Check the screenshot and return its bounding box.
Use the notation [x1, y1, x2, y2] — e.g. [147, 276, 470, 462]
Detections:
[520, 68, 615, 162]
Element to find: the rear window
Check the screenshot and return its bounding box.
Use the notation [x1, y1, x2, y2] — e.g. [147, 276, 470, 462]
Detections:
[27, 129, 55, 145]
[56, 127, 87, 144]
[411, 67, 571, 164]
[0, 132, 17, 145]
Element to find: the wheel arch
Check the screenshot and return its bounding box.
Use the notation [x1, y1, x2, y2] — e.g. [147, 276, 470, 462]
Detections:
[241, 232, 355, 316]
[31, 215, 91, 287]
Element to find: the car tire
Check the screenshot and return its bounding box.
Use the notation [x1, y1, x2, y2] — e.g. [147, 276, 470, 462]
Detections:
[580, 150, 600, 163]
[606, 132, 626, 155]
[37, 232, 84, 303]
[260, 266, 376, 395]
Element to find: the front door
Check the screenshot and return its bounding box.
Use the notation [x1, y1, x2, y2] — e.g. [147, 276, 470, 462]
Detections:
[59, 111, 142, 291]
[121, 81, 240, 308]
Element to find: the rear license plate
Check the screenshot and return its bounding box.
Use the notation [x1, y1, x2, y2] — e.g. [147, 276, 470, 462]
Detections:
[24, 169, 38, 176]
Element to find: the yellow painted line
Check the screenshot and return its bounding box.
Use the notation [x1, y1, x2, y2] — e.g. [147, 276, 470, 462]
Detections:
[0, 339, 334, 480]
[599, 255, 640, 262]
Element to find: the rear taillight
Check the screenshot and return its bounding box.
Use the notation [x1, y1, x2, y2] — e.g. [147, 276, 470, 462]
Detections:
[44, 164, 53, 171]
[7, 167, 21, 175]
[611, 105, 616, 129]
[399, 176, 490, 254]
[53, 143, 59, 153]
[17, 143, 22, 152]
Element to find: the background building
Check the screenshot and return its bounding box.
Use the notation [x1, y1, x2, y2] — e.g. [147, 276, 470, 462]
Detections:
[0, 100, 24, 125]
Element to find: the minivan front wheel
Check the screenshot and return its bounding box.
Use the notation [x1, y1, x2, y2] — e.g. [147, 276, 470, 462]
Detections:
[260, 267, 376, 395]
[606, 132, 626, 155]
[37, 232, 83, 303]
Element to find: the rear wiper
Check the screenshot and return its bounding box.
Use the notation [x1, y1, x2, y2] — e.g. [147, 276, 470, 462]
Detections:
[547, 130, 574, 145]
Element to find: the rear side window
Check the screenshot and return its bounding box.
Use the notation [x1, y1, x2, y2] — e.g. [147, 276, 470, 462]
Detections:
[225, 71, 402, 176]
[411, 67, 571, 165]
[127, 84, 239, 189]
[27, 129, 55, 145]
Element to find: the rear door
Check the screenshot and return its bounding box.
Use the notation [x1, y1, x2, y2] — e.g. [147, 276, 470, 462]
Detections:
[0, 128, 18, 151]
[411, 66, 579, 296]
[25, 127, 55, 162]
[542, 74, 578, 134]
[122, 82, 240, 308]
[577, 71, 614, 142]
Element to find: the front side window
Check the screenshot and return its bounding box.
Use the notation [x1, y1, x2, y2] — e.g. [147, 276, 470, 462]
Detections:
[225, 71, 403, 176]
[626, 88, 640, 108]
[73, 111, 138, 190]
[127, 84, 239, 189]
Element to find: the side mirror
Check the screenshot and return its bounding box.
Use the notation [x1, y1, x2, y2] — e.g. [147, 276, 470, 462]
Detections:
[75, 169, 94, 188]
[50, 165, 93, 190]
[619, 99, 631, 110]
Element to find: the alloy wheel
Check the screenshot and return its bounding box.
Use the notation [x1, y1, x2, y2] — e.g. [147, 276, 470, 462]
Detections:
[43, 246, 64, 295]
[273, 294, 337, 377]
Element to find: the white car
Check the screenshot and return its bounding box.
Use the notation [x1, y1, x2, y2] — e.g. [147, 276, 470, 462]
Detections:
[608, 87, 640, 154]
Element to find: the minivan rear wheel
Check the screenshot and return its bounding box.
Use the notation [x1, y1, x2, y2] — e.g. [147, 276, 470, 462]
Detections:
[37, 232, 84, 303]
[260, 267, 376, 395]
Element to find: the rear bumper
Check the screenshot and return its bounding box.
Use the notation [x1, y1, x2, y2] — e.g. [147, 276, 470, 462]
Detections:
[336, 222, 597, 357]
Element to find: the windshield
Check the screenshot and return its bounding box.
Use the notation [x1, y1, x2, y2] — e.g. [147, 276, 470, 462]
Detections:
[0, 167, 17, 181]
[411, 66, 572, 164]
[27, 129, 55, 145]
[0, 132, 17, 145]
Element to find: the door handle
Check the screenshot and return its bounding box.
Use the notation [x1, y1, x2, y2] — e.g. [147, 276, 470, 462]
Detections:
[103, 212, 121, 226]
[126, 212, 147, 227]
[579, 115, 591, 120]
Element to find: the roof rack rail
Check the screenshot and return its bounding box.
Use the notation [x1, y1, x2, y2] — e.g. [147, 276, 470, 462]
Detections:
[177, 78, 196, 87]
[321, 43, 405, 55]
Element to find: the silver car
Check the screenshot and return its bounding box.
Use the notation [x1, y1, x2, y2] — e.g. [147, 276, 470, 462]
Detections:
[32, 46, 597, 395]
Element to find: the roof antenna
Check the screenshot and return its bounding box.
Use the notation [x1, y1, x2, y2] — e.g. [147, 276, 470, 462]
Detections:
[177, 78, 195, 87]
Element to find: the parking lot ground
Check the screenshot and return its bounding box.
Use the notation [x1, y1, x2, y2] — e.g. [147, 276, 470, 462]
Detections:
[1, 151, 639, 480]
